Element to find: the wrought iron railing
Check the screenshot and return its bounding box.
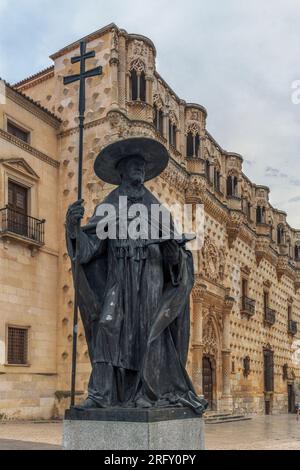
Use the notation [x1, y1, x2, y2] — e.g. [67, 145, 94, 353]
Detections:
[0, 206, 45, 245]
[242, 296, 256, 316]
[264, 307, 276, 326]
[288, 319, 297, 335]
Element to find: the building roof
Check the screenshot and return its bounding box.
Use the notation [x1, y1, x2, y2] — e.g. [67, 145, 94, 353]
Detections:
[1, 78, 61, 124]
[13, 65, 54, 89]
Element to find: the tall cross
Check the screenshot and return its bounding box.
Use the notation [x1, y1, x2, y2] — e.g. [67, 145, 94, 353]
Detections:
[64, 41, 102, 120]
[63, 41, 102, 407]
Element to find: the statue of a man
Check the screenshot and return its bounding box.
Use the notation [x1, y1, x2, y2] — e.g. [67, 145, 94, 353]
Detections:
[66, 137, 206, 414]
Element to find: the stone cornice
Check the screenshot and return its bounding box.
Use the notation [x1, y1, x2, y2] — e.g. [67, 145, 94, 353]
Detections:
[0, 129, 59, 169]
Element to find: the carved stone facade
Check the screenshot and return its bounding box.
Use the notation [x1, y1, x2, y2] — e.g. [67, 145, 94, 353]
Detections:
[0, 23, 299, 418]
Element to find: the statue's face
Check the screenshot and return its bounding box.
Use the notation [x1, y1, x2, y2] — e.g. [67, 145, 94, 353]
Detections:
[121, 157, 146, 184]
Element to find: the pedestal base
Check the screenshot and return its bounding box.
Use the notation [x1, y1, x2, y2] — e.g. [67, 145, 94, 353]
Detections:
[63, 407, 205, 450]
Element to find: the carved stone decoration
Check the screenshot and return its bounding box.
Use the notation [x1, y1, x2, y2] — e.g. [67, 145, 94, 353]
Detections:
[202, 236, 220, 282]
[153, 93, 164, 110]
[203, 316, 219, 357]
[111, 28, 119, 52]
[185, 121, 201, 136]
[192, 278, 207, 301]
[160, 164, 189, 193]
[132, 39, 149, 58]
[226, 210, 244, 248]
[219, 248, 226, 281]
[129, 58, 146, 74]
[185, 175, 206, 203]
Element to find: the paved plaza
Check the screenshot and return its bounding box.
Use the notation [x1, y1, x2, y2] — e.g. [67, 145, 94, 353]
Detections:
[0, 415, 299, 450]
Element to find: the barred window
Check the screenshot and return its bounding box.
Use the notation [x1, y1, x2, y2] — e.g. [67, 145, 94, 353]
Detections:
[7, 120, 30, 143]
[7, 326, 29, 365]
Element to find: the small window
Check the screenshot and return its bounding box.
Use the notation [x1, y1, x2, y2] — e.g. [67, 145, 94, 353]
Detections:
[169, 122, 177, 148]
[214, 168, 221, 192]
[130, 69, 146, 102]
[7, 326, 29, 365]
[7, 120, 29, 143]
[205, 160, 210, 182]
[186, 132, 200, 157]
[256, 206, 265, 224]
[295, 243, 300, 260]
[227, 175, 238, 197]
[153, 104, 164, 135]
[277, 224, 284, 245]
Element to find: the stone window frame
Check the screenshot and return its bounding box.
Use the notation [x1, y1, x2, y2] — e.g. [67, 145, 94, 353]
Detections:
[0, 160, 39, 220]
[128, 59, 147, 103]
[5, 323, 31, 367]
[3, 113, 33, 146]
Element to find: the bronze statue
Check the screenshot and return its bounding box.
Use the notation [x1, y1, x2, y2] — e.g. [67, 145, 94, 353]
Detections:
[66, 137, 206, 414]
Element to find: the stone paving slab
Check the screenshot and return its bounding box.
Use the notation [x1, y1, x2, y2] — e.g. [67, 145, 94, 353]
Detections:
[0, 439, 61, 450]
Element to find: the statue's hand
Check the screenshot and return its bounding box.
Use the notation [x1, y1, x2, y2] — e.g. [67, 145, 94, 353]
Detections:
[66, 199, 85, 236]
[162, 240, 180, 265]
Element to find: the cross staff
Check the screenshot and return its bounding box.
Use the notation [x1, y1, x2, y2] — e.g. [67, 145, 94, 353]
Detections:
[63, 41, 102, 407]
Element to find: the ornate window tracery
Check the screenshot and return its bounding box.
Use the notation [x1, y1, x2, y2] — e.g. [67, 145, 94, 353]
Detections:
[129, 59, 146, 102]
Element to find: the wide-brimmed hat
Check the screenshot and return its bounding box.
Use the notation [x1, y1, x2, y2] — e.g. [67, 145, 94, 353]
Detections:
[94, 137, 170, 185]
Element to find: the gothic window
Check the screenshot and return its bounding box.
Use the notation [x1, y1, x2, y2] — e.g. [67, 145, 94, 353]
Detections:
[295, 242, 300, 260]
[129, 61, 146, 102]
[214, 167, 221, 192]
[169, 121, 177, 149]
[243, 199, 251, 220]
[277, 224, 285, 245]
[153, 104, 164, 135]
[256, 206, 265, 224]
[186, 131, 200, 157]
[226, 175, 238, 197]
[205, 160, 211, 183]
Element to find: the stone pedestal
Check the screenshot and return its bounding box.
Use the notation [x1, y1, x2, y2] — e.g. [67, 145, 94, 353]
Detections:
[63, 407, 205, 450]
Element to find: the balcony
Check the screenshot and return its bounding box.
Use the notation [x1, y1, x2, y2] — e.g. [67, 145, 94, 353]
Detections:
[288, 320, 297, 336]
[241, 296, 256, 317]
[0, 206, 45, 247]
[264, 307, 276, 326]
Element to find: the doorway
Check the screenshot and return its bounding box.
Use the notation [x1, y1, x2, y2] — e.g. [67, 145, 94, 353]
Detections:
[202, 356, 214, 409]
[288, 384, 295, 413]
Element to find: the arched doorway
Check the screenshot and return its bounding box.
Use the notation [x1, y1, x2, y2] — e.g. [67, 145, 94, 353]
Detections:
[202, 356, 214, 409]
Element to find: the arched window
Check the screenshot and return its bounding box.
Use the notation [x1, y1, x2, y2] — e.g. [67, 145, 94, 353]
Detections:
[243, 199, 251, 220]
[277, 224, 285, 245]
[169, 121, 177, 149]
[214, 167, 221, 192]
[256, 206, 265, 224]
[129, 61, 146, 102]
[153, 104, 164, 135]
[205, 160, 210, 183]
[227, 175, 238, 197]
[295, 242, 300, 260]
[186, 131, 200, 157]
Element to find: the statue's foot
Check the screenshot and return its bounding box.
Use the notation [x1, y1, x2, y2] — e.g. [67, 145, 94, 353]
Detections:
[135, 397, 153, 409]
[73, 398, 101, 410]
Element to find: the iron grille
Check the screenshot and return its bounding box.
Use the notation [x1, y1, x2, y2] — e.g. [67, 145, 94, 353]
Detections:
[0, 206, 45, 244]
[7, 326, 29, 365]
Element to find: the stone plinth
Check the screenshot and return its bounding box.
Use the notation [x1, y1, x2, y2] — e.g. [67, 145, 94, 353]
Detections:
[63, 407, 205, 450]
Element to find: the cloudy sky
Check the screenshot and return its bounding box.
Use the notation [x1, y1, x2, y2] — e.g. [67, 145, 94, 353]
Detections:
[1, 0, 300, 226]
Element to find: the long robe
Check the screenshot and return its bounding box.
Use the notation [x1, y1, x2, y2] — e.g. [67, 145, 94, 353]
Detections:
[66, 186, 207, 414]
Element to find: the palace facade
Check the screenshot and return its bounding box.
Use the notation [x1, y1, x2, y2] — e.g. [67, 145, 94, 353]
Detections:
[0, 23, 299, 419]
